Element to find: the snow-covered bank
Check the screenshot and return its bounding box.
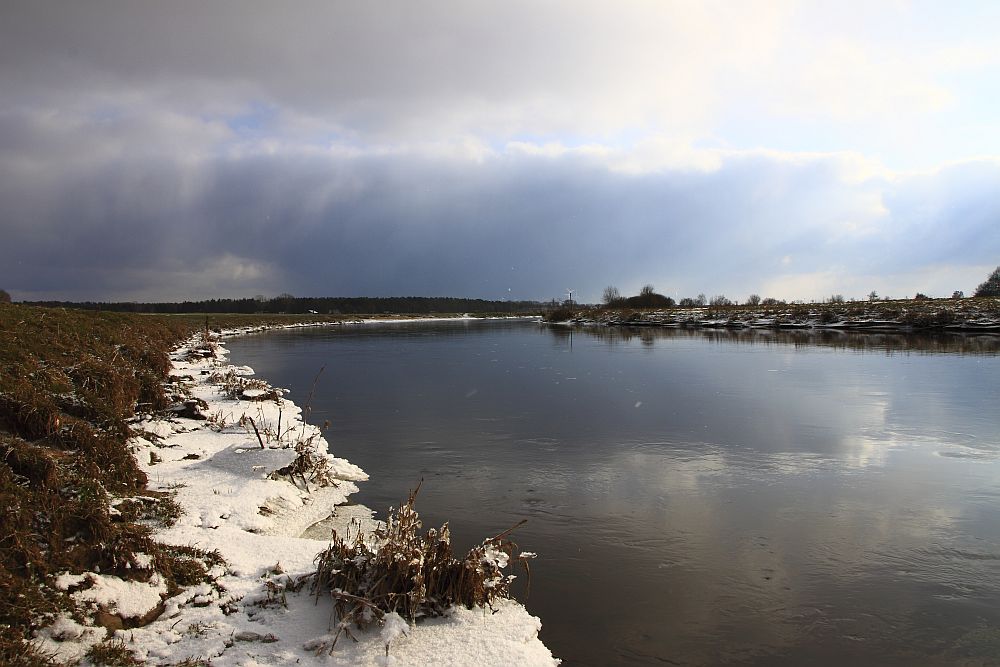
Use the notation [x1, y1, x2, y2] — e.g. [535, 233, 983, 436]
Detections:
[39, 331, 556, 665]
[212, 314, 541, 338]
[554, 298, 1000, 333]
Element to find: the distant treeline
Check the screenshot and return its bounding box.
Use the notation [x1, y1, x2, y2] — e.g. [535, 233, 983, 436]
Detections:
[25, 296, 547, 315]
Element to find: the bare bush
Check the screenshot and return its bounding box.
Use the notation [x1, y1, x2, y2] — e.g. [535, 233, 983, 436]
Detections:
[709, 295, 732, 307]
[309, 488, 533, 651]
[208, 369, 282, 402]
[602, 285, 621, 305]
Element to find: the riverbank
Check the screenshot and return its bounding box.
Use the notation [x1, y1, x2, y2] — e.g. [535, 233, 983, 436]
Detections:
[0, 306, 555, 665]
[552, 297, 1000, 332]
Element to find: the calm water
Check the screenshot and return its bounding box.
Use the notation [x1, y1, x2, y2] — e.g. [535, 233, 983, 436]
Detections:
[227, 320, 1000, 665]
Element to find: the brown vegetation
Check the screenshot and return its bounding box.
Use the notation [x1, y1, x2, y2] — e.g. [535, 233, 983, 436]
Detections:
[0, 305, 234, 662]
[0, 305, 513, 661]
[309, 486, 533, 651]
[551, 296, 1000, 332]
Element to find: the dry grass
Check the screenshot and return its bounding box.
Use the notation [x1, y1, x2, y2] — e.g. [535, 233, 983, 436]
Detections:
[310, 485, 533, 651]
[208, 368, 282, 402]
[270, 438, 339, 492]
[85, 637, 142, 666]
[0, 304, 231, 658]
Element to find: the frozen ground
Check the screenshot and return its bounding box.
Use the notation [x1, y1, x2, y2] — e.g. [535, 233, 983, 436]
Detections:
[38, 327, 556, 666]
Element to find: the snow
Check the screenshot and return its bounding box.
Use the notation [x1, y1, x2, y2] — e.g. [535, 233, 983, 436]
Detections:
[41, 324, 557, 665]
[70, 572, 168, 619]
[380, 611, 409, 648]
[34, 615, 106, 664]
[241, 388, 269, 398]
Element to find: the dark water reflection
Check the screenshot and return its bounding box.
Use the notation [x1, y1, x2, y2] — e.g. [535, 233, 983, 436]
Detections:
[227, 320, 1000, 665]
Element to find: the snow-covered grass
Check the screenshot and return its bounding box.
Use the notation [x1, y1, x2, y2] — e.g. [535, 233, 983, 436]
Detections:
[38, 328, 555, 665]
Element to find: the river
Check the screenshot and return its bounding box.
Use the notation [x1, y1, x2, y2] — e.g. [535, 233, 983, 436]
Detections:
[227, 319, 1000, 665]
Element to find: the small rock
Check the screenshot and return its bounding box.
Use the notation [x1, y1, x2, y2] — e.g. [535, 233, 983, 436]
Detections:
[95, 610, 124, 631]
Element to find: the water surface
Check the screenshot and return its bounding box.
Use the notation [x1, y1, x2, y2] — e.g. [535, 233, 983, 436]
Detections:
[227, 320, 1000, 665]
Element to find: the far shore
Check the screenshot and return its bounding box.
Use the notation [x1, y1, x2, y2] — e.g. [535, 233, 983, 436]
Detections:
[548, 297, 1000, 334]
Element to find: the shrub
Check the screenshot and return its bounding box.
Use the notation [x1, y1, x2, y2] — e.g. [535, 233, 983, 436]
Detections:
[543, 307, 578, 322]
[624, 293, 674, 308]
[270, 438, 339, 492]
[310, 489, 533, 649]
[624, 284, 672, 308]
[208, 369, 281, 402]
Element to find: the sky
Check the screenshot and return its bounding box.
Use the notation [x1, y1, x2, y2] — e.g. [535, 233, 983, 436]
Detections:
[1, 0, 999, 304]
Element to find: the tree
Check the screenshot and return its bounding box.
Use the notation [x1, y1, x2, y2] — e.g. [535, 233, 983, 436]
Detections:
[602, 285, 621, 305]
[746, 294, 761, 306]
[974, 266, 1000, 297]
[626, 284, 675, 308]
[695, 293, 707, 306]
[709, 295, 732, 307]
[868, 290, 879, 302]
[0, 289, 10, 304]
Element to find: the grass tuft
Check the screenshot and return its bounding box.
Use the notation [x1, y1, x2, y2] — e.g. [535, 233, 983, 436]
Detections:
[85, 637, 142, 666]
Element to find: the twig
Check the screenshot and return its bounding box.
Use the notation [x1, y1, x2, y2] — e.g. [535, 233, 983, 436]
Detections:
[243, 415, 265, 449]
[490, 518, 528, 542]
[329, 589, 387, 615]
[303, 365, 326, 422]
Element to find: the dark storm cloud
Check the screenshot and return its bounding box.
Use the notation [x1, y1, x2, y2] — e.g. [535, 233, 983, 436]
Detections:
[3, 110, 997, 302]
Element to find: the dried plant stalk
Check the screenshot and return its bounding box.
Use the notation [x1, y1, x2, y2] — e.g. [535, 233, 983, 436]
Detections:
[310, 486, 533, 648]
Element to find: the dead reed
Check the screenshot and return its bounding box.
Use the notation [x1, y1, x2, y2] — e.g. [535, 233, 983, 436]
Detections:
[207, 368, 282, 402]
[310, 485, 534, 650]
